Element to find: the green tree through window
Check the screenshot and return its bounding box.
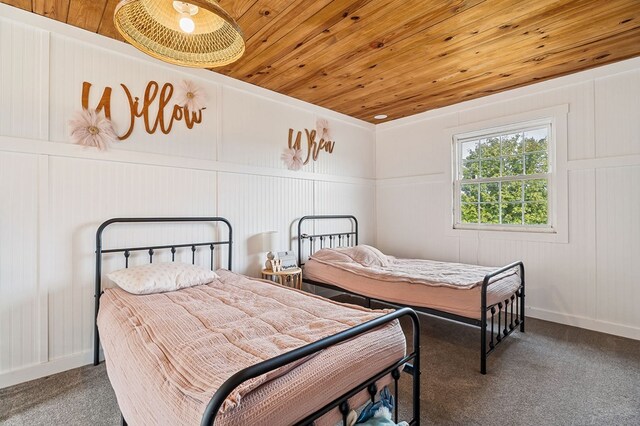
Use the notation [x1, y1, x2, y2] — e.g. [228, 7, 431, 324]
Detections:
[456, 126, 550, 228]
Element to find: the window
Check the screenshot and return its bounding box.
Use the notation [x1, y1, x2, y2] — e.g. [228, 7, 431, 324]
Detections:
[453, 120, 553, 232]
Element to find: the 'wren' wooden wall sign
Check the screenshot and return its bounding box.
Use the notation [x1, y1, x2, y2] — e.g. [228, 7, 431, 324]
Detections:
[288, 128, 335, 164]
[81, 80, 204, 141]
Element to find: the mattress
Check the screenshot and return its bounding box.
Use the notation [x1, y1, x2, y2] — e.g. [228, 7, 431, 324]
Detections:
[304, 250, 522, 319]
[97, 269, 406, 426]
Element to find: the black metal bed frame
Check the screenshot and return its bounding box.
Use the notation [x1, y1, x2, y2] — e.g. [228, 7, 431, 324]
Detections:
[297, 215, 525, 375]
[94, 217, 421, 426]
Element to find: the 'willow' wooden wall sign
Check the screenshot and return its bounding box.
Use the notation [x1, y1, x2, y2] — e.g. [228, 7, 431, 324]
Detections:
[80, 80, 205, 141]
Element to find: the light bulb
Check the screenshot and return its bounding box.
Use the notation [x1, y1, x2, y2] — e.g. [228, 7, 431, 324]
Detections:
[179, 16, 195, 33]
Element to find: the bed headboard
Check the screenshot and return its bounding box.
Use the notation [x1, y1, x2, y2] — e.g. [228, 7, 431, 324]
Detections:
[94, 216, 233, 365]
[297, 215, 358, 266]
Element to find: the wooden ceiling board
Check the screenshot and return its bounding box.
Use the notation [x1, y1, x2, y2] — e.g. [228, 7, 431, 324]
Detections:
[2, 0, 640, 123]
[365, 26, 640, 120]
[328, 4, 637, 115]
[247, 0, 484, 91]
[97, 0, 124, 41]
[325, 0, 640, 115]
[226, 0, 341, 74]
[276, 0, 545, 104]
[222, 0, 375, 78]
[217, 0, 258, 20]
[66, 0, 107, 32]
[7, 0, 28, 11]
[285, 0, 586, 101]
[32, 0, 70, 22]
[228, 0, 291, 42]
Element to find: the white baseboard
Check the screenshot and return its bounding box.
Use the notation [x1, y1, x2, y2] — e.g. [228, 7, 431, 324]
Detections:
[526, 307, 640, 340]
[0, 350, 93, 389]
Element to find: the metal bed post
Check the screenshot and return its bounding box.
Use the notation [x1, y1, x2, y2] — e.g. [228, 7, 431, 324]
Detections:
[479, 260, 525, 375]
[480, 281, 488, 375]
[94, 229, 103, 366]
[519, 262, 526, 332]
[412, 311, 421, 425]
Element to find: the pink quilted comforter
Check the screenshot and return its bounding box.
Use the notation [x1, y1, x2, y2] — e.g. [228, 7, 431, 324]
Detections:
[97, 269, 406, 426]
[310, 246, 518, 289]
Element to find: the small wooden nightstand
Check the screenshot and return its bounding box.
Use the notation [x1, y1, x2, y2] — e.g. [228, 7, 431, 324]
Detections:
[261, 267, 303, 290]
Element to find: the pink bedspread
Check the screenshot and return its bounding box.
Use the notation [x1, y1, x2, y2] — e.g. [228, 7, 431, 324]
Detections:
[310, 247, 517, 289]
[97, 269, 406, 425]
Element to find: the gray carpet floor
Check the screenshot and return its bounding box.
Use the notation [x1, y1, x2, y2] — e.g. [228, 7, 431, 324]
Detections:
[2, 311, 639, 425]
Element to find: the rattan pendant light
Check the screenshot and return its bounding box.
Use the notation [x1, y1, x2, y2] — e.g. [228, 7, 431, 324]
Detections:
[114, 0, 245, 68]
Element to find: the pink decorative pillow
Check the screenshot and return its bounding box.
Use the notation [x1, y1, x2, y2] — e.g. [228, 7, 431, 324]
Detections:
[107, 262, 218, 295]
[341, 245, 390, 268]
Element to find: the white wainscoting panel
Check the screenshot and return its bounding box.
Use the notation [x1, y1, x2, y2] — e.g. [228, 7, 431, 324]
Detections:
[313, 181, 376, 245]
[595, 165, 640, 328]
[595, 70, 640, 159]
[219, 86, 375, 178]
[219, 86, 314, 170]
[376, 113, 457, 179]
[217, 172, 314, 276]
[376, 180, 459, 262]
[0, 18, 48, 140]
[458, 81, 596, 162]
[311, 119, 375, 179]
[473, 171, 596, 319]
[0, 152, 41, 374]
[45, 156, 217, 360]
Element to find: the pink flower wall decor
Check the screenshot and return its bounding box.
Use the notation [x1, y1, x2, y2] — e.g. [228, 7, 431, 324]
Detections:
[281, 147, 304, 171]
[68, 108, 117, 151]
[175, 79, 206, 112]
[316, 118, 331, 140]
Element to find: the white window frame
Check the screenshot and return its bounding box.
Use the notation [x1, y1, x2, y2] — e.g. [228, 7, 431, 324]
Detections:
[446, 104, 569, 243]
[453, 119, 555, 233]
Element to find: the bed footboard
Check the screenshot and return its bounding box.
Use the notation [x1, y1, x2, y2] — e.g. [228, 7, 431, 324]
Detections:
[201, 307, 421, 426]
[480, 261, 525, 374]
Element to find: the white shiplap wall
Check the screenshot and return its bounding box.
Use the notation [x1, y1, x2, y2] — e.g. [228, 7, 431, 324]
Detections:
[376, 58, 640, 341]
[0, 152, 41, 372]
[0, 7, 375, 388]
[0, 20, 48, 140]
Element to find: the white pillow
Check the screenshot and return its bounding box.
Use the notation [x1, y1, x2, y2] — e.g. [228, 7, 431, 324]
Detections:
[107, 262, 218, 295]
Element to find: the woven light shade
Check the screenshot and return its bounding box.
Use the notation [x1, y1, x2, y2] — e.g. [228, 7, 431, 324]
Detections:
[114, 0, 245, 68]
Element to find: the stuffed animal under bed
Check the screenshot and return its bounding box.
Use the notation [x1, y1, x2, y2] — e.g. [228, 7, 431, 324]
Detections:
[346, 387, 409, 426]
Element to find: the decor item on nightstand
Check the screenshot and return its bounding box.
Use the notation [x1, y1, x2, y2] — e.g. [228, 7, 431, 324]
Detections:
[113, 0, 245, 68]
[69, 108, 118, 151]
[277, 251, 298, 270]
[262, 231, 280, 271]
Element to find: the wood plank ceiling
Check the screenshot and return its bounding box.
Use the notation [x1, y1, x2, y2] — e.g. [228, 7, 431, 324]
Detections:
[3, 0, 640, 123]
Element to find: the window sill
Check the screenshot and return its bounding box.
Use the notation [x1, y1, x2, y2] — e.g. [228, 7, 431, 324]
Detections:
[448, 225, 568, 243]
[454, 224, 555, 233]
